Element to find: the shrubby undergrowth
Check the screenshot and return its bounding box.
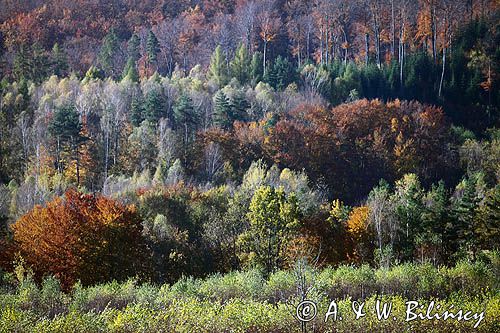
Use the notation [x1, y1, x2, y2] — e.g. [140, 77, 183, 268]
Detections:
[0, 258, 499, 332]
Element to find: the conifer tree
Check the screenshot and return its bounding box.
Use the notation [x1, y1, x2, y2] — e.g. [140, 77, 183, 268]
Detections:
[250, 52, 264, 85]
[421, 181, 449, 237]
[130, 94, 145, 126]
[48, 105, 87, 183]
[208, 46, 228, 87]
[265, 56, 295, 90]
[51, 43, 68, 77]
[173, 94, 197, 131]
[127, 33, 141, 61]
[229, 90, 249, 122]
[99, 29, 120, 78]
[212, 90, 232, 128]
[13, 44, 49, 82]
[448, 177, 480, 255]
[122, 33, 141, 81]
[146, 31, 160, 65]
[83, 66, 105, 82]
[173, 94, 198, 163]
[13, 45, 31, 81]
[231, 44, 250, 84]
[475, 185, 500, 250]
[122, 58, 139, 82]
[144, 89, 165, 123]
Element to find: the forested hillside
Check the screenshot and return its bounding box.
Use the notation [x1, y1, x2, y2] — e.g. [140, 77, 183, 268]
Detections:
[0, 0, 499, 306]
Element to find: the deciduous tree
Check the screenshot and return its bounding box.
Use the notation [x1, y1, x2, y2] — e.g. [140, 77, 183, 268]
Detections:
[11, 190, 149, 289]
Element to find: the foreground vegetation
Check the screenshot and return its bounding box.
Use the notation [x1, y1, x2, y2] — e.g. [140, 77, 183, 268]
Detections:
[0, 2, 498, 331]
[1, 259, 499, 332]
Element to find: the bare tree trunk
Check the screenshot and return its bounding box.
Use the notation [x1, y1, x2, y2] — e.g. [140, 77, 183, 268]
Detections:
[56, 136, 61, 173]
[306, 24, 311, 61]
[439, 46, 446, 98]
[113, 130, 119, 167]
[342, 30, 348, 66]
[332, 34, 336, 61]
[375, 30, 380, 67]
[184, 123, 188, 165]
[76, 147, 80, 186]
[325, 23, 329, 65]
[104, 131, 109, 182]
[263, 40, 267, 75]
[391, 0, 396, 57]
[365, 33, 370, 65]
[431, 1, 437, 63]
[297, 41, 301, 68]
[164, 52, 174, 77]
[319, 29, 324, 65]
[399, 24, 405, 92]
[371, 2, 381, 68]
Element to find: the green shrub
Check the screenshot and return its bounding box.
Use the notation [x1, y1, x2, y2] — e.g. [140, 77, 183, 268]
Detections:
[198, 269, 265, 302]
[448, 260, 494, 295]
[69, 279, 140, 313]
[318, 264, 375, 299]
[0, 261, 499, 332]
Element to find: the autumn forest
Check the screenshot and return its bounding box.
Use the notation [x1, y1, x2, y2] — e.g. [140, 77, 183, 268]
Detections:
[0, 1, 499, 332]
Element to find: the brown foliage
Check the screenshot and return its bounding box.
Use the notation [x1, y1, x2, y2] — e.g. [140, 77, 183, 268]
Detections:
[285, 210, 352, 267]
[201, 100, 455, 203]
[264, 100, 455, 202]
[11, 190, 149, 289]
[201, 121, 269, 177]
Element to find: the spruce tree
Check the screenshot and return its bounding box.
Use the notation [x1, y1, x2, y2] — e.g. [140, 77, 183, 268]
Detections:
[229, 90, 249, 122]
[48, 105, 86, 180]
[146, 31, 160, 64]
[122, 33, 141, 81]
[99, 29, 120, 78]
[14, 44, 49, 82]
[51, 43, 68, 77]
[265, 56, 295, 90]
[122, 58, 139, 82]
[144, 89, 165, 123]
[31, 43, 49, 82]
[130, 94, 145, 127]
[13, 45, 31, 81]
[127, 33, 141, 61]
[449, 178, 480, 255]
[231, 43, 250, 84]
[474, 185, 500, 250]
[48, 105, 83, 143]
[212, 90, 232, 128]
[421, 181, 449, 236]
[173, 94, 198, 163]
[173, 93, 197, 131]
[250, 52, 263, 85]
[18, 79, 30, 110]
[208, 45, 228, 87]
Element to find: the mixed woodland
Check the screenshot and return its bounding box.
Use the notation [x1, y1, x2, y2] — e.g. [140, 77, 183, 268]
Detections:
[0, 0, 498, 310]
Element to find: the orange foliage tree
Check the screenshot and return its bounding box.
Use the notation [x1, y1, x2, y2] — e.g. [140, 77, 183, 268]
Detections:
[11, 190, 149, 289]
[345, 206, 373, 262]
